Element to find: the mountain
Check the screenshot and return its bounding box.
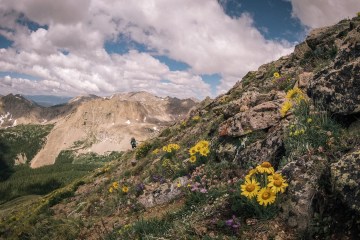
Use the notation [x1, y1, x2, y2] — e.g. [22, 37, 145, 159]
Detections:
[0, 94, 42, 127]
[1, 16, 360, 239]
[0, 92, 198, 167]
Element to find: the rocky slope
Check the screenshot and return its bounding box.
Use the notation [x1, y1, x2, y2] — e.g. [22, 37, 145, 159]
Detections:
[1, 17, 360, 239]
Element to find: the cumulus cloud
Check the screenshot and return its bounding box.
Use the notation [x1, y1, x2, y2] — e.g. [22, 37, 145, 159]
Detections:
[0, 0, 296, 98]
[288, 0, 360, 28]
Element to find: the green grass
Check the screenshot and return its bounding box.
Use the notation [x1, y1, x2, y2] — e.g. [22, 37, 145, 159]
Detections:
[0, 147, 121, 204]
[0, 163, 97, 204]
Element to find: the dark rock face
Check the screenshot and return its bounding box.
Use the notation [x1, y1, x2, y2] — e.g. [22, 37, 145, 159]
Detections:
[308, 20, 360, 115]
[331, 149, 360, 214]
[234, 125, 284, 167]
[309, 62, 360, 115]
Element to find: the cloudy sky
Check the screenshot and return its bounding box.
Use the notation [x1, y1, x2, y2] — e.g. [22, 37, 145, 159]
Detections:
[0, 0, 359, 99]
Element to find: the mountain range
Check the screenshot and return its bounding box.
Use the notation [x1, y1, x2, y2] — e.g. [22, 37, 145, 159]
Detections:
[0, 92, 197, 167]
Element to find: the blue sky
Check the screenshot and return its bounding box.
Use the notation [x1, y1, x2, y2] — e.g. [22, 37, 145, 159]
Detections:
[0, 0, 359, 99]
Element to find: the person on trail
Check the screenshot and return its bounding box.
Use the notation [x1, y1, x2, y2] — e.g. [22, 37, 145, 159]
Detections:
[130, 137, 137, 149]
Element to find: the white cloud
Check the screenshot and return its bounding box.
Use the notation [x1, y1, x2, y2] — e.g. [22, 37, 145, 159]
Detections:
[0, 0, 296, 99]
[288, 0, 360, 28]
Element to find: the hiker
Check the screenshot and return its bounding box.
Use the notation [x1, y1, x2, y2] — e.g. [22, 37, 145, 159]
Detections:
[130, 137, 137, 149]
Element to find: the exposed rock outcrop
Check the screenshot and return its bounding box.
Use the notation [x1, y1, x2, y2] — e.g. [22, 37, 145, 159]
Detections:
[331, 149, 360, 213]
[307, 19, 360, 115]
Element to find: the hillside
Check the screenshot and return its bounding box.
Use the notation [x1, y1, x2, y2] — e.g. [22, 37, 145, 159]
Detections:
[1, 16, 360, 239]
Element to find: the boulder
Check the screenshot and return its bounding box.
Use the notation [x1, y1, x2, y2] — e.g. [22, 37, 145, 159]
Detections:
[219, 100, 282, 137]
[297, 72, 314, 89]
[235, 124, 284, 166]
[281, 155, 327, 232]
[331, 149, 360, 213]
[138, 176, 188, 208]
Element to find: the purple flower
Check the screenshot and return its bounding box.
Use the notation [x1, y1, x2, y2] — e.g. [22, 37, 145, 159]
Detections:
[225, 219, 234, 226]
[225, 215, 241, 229]
[200, 188, 208, 193]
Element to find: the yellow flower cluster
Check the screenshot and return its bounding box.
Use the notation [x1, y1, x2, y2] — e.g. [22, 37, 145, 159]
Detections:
[118, 224, 132, 235]
[280, 87, 306, 117]
[109, 181, 129, 194]
[241, 162, 288, 206]
[152, 148, 160, 155]
[109, 181, 119, 193]
[162, 143, 180, 153]
[181, 120, 187, 127]
[273, 72, 280, 78]
[192, 115, 201, 121]
[289, 129, 305, 136]
[189, 140, 210, 161]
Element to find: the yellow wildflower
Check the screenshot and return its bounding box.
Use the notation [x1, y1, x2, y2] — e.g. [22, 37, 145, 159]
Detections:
[280, 100, 292, 117]
[257, 187, 276, 206]
[189, 147, 196, 155]
[268, 173, 285, 182]
[162, 146, 168, 152]
[241, 178, 260, 199]
[109, 187, 114, 193]
[268, 178, 288, 193]
[122, 186, 129, 193]
[195, 144, 202, 152]
[256, 162, 274, 174]
[273, 72, 280, 78]
[192, 115, 200, 121]
[177, 182, 181, 188]
[245, 168, 257, 181]
[112, 182, 119, 189]
[200, 148, 209, 156]
[199, 140, 209, 148]
[189, 155, 196, 163]
[307, 118, 312, 123]
[286, 87, 305, 102]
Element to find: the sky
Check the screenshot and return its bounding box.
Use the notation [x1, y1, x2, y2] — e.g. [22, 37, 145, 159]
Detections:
[0, 0, 359, 100]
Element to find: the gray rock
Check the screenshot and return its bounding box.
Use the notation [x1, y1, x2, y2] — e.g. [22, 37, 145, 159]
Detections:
[308, 61, 360, 115]
[138, 176, 188, 208]
[281, 156, 327, 232]
[219, 100, 282, 137]
[235, 124, 284, 166]
[331, 149, 360, 213]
